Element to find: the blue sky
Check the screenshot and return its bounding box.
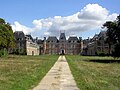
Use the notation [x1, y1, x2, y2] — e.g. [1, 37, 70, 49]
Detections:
[0, 0, 120, 39]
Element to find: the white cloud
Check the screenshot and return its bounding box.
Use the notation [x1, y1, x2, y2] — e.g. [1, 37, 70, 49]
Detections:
[107, 13, 118, 21]
[11, 4, 118, 38]
[78, 4, 109, 20]
[44, 32, 51, 36]
[32, 20, 42, 29]
[32, 19, 52, 29]
[11, 21, 33, 34]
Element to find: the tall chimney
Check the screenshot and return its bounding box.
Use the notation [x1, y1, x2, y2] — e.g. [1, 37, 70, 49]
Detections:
[44, 37, 46, 41]
[79, 37, 82, 41]
[36, 37, 38, 40]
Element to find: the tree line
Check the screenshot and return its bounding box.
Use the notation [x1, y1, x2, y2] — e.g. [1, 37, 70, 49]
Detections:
[0, 18, 14, 56]
[103, 14, 120, 58]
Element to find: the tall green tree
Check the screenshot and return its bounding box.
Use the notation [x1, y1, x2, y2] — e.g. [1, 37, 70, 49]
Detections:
[0, 18, 14, 54]
[103, 21, 116, 55]
[103, 15, 120, 58]
[0, 18, 5, 24]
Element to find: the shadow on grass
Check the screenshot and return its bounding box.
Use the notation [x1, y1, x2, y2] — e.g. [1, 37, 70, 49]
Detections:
[84, 60, 120, 63]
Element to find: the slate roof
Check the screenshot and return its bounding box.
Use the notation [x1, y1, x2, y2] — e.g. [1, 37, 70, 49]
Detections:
[92, 34, 98, 41]
[26, 35, 34, 42]
[14, 31, 25, 36]
[36, 39, 43, 44]
[59, 33, 66, 41]
[14, 31, 23, 33]
[68, 37, 79, 41]
[98, 31, 106, 37]
[68, 37, 79, 43]
[14, 31, 25, 40]
[47, 36, 58, 42]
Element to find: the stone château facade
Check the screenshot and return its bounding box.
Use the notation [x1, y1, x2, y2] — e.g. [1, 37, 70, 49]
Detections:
[13, 31, 81, 55]
[82, 31, 109, 55]
[45, 33, 81, 54]
[13, 30, 109, 56]
[14, 31, 39, 55]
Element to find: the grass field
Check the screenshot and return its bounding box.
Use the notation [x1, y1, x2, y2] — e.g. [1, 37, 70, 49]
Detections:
[66, 55, 120, 90]
[0, 55, 59, 90]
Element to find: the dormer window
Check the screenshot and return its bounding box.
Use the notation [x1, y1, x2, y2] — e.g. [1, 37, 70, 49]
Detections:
[61, 37, 63, 39]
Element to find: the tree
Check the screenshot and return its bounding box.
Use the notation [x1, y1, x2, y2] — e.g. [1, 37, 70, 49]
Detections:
[5, 23, 14, 50]
[0, 18, 5, 24]
[103, 21, 116, 55]
[103, 15, 120, 58]
[0, 18, 14, 56]
[112, 43, 120, 58]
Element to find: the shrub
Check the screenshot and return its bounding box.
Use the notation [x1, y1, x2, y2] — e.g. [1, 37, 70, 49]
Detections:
[112, 44, 120, 58]
[0, 49, 8, 57]
[12, 48, 27, 55]
[97, 51, 106, 56]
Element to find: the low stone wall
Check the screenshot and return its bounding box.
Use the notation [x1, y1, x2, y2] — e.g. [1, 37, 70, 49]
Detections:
[26, 47, 39, 55]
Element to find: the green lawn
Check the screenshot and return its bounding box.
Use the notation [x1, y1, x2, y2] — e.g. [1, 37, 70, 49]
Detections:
[0, 55, 59, 90]
[66, 55, 120, 90]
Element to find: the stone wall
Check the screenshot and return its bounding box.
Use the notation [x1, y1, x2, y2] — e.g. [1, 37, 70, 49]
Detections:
[26, 46, 39, 55]
[26, 40, 39, 55]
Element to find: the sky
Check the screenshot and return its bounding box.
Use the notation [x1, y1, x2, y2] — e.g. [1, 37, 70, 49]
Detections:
[0, 0, 120, 39]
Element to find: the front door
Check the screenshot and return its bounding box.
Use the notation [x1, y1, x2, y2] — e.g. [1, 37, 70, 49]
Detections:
[32, 51, 34, 56]
[61, 49, 64, 55]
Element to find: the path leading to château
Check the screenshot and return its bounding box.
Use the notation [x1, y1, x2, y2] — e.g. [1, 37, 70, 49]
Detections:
[32, 56, 79, 90]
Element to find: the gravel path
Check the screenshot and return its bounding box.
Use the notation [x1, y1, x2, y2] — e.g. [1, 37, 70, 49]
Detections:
[33, 56, 79, 90]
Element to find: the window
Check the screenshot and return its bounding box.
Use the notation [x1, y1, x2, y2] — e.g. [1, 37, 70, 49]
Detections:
[68, 41, 71, 43]
[49, 44, 51, 48]
[52, 45, 55, 48]
[74, 45, 76, 48]
[20, 43, 22, 47]
[61, 37, 63, 39]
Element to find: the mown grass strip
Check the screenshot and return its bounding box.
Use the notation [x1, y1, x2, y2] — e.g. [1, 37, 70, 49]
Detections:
[0, 55, 59, 90]
[66, 55, 120, 90]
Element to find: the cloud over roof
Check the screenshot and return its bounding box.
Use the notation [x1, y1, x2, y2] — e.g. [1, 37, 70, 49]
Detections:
[11, 4, 118, 38]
